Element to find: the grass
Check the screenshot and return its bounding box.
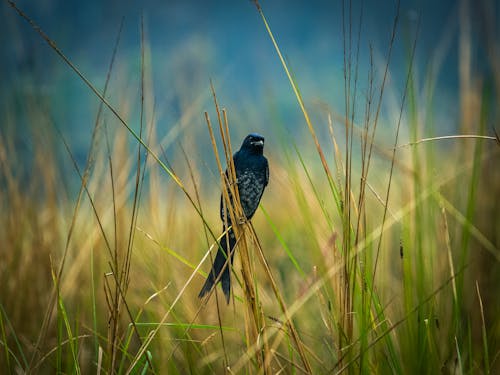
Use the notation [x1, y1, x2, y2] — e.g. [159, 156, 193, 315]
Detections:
[1, 0, 499, 374]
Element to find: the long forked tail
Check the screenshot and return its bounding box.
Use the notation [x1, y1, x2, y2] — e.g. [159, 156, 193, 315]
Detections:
[198, 228, 236, 303]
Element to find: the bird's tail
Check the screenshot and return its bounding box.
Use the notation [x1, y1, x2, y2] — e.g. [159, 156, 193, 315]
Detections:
[198, 228, 236, 303]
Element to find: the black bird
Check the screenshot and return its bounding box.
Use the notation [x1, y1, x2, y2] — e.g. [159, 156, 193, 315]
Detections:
[198, 133, 269, 303]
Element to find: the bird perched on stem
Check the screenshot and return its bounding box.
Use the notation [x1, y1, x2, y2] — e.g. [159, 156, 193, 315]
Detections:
[199, 133, 269, 303]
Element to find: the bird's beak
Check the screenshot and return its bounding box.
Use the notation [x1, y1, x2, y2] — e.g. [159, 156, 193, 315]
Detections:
[252, 140, 264, 146]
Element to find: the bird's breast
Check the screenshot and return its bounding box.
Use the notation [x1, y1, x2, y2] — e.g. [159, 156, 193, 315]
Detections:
[236, 168, 266, 219]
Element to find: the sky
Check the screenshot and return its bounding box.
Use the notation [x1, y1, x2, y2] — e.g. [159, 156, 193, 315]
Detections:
[0, 0, 497, 171]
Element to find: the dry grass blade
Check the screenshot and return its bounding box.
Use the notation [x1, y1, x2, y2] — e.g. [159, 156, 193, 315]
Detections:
[475, 282, 490, 375]
[397, 134, 498, 148]
[436, 192, 500, 261]
[441, 206, 458, 304]
[252, 0, 333, 187]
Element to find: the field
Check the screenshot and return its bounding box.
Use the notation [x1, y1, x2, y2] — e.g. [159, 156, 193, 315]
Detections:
[1, 0, 499, 374]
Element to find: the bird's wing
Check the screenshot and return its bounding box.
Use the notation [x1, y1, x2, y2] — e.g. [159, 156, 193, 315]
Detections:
[264, 157, 269, 187]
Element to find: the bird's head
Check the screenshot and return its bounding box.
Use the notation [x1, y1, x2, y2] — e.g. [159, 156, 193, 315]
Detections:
[241, 133, 265, 154]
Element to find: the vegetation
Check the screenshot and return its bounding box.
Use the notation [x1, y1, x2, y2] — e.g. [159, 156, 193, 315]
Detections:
[1, 0, 498, 373]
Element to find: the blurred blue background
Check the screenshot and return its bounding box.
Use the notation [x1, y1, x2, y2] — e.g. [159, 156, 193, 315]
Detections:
[0, 0, 496, 171]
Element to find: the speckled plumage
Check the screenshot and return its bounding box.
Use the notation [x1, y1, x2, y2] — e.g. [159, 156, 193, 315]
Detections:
[199, 133, 269, 303]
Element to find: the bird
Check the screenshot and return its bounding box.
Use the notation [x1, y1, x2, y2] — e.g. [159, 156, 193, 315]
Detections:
[198, 133, 269, 303]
